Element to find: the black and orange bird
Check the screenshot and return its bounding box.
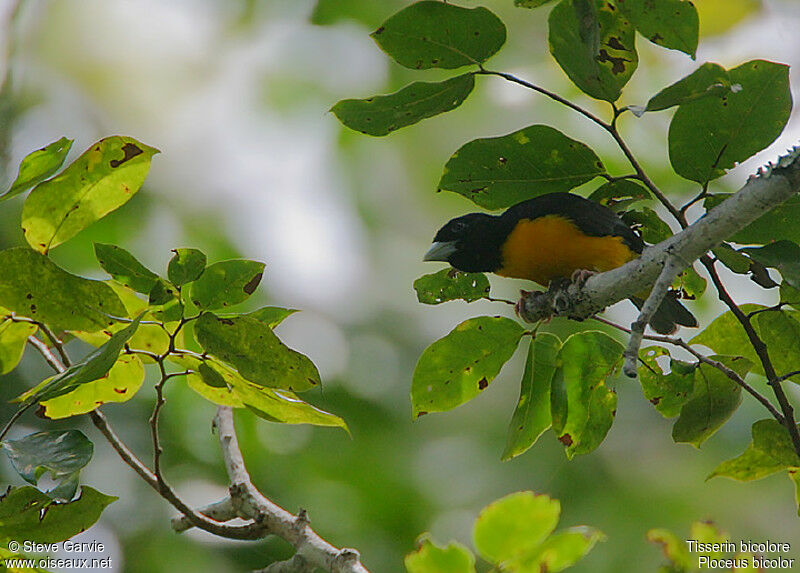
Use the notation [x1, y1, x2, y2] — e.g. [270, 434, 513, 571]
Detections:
[423, 192, 696, 334]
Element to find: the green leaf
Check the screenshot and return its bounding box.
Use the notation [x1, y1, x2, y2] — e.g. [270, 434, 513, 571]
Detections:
[72, 283, 174, 358]
[414, 269, 490, 305]
[94, 243, 159, 294]
[512, 526, 605, 572]
[790, 469, 800, 517]
[1, 137, 73, 201]
[690, 307, 800, 383]
[173, 355, 245, 407]
[672, 357, 750, 447]
[638, 347, 696, 418]
[333, 74, 475, 136]
[371, 1, 506, 70]
[411, 316, 525, 417]
[1, 430, 93, 501]
[167, 248, 207, 286]
[646, 63, 731, 112]
[713, 243, 752, 275]
[646, 528, 692, 570]
[549, 0, 638, 102]
[40, 355, 145, 419]
[0, 247, 126, 332]
[708, 442, 787, 482]
[741, 241, 800, 289]
[588, 179, 651, 206]
[473, 492, 560, 564]
[234, 380, 348, 430]
[669, 60, 791, 184]
[13, 313, 144, 406]
[195, 313, 320, 392]
[551, 331, 622, 458]
[780, 282, 800, 311]
[0, 486, 116, 544]
[752, 419, 800, 467]
[22, 136, 159, 253]
[173, 352, 346, 429]
[620, 207, 672, 243]
[673, 264, 706, 299]
[148, 279, 184, 322]
[438, 125, 605, 210]
[0, 317, 37, 374]
[516, 0, 557, 8]
[502, 334, 561, 461]
[191, 259, 265, 310]
[618, 0, 698, 57]
[239, 306, 299, 328]
[405, 538, 476, 573]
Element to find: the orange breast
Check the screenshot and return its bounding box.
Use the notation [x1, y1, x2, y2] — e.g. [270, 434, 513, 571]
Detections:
[496, 215, 636, 286]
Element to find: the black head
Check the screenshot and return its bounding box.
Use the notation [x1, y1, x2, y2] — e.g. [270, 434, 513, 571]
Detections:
[424, 212, 505, 272]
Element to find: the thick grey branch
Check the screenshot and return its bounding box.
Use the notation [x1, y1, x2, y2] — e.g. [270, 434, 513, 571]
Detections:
[209, 406, 370, 573]
[518, 157, 800, 328]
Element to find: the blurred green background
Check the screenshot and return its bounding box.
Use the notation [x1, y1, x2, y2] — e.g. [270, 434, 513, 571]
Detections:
[1, 1, 799, 571]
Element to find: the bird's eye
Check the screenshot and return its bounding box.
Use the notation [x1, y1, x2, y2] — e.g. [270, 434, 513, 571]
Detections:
[450, 220, 466, 233]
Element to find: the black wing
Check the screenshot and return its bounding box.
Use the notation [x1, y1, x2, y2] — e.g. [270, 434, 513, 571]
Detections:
[500, 192, 645, 254]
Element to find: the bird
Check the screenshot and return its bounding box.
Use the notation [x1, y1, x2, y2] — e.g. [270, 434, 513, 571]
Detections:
[423, 192, 697, 334]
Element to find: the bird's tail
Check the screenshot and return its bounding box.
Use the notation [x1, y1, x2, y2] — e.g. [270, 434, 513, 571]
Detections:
[630, 294, 698, 335]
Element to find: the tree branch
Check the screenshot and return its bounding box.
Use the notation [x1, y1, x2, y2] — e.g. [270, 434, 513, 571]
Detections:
[517, 153, 800, 328]
[622, 252, 684, 376]
[205, 406, 370, 573]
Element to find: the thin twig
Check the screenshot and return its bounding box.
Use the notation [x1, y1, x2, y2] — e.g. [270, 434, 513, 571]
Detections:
[623, 253, 684, 377]
[477, 68, 684, 225]
[593, 316, 784, 422]
[701, 256, 800, 453]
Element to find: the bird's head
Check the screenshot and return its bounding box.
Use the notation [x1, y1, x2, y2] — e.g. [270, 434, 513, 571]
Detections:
[423, 212, 504, 272]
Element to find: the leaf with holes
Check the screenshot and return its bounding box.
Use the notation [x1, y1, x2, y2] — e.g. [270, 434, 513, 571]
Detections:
[191, 259, 265, 310]
[0, 247, 126, 332]
[669, 60, 791, 184]
[618, 0, 698, 57]
[22, 136, 159, 253]
[414, 268, 490, 305]
[549, 0, 638, 102]
[40, 355, 145, 419]
[551, 331, 622, 458]
[1, 137, 73, 201]
[195, 313, 320, 392]
[371, 1, 506, 70]
[333, 74, 475, 136]
[411, 316, 525, 417]
[438, 125, 605, 210]
[13, 313, 144, 406]
[638, 347, 696, 417]
[1, 430, 93, 501]
[503, 334, 561, 461]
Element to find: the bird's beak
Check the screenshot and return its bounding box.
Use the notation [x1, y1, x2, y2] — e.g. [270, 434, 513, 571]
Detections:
[423, 241, 457, 262]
